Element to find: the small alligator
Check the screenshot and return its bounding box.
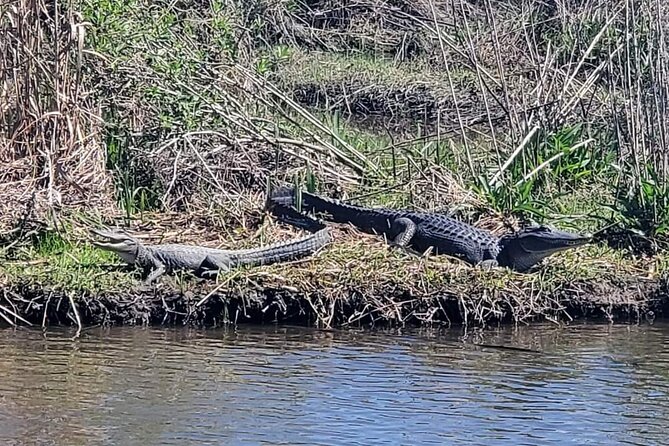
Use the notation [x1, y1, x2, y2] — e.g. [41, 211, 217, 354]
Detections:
[91, 211, 331, 283]
[268, 186, 591, 272]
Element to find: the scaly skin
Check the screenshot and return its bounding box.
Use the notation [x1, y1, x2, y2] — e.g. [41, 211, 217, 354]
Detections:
[268, 186, 592, 272]
[91, 218, 331, 283]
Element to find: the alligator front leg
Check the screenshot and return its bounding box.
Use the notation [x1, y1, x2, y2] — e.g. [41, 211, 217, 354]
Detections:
[144, 263, 166, 284]
[390, 217, 417, 247]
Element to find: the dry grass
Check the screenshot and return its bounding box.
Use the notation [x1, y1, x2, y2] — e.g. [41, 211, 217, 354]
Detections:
[267, 0, 669, 208]
[0, 0, 116, 233]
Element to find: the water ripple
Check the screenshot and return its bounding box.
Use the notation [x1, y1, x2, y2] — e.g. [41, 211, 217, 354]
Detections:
[0, 323, 668, 445]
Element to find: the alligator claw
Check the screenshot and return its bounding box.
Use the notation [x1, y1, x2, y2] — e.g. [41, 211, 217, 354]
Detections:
[479, 260, 499, 270]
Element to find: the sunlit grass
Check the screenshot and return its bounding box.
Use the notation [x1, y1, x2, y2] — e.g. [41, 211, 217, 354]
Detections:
[1, 231, 137, 292]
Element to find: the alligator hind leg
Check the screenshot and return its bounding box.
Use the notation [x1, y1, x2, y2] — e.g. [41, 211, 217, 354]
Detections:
[196, 256, 231, 279]
[390, 217, 417, 247]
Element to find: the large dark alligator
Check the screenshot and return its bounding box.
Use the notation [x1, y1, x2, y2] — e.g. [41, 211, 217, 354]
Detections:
[91, 205, 331, 283]
[267, 186, 591, 272]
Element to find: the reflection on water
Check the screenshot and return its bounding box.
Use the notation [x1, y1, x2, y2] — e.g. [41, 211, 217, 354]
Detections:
[0, 322, 668, 445]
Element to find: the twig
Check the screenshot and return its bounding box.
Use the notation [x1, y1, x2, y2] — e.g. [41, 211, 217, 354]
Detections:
[0, 303, 32, 326]
[515, 138, 594, 186]
[489, 125, 540, 186]
[68, 294, 82, 339]
[42, 292, 52, 329]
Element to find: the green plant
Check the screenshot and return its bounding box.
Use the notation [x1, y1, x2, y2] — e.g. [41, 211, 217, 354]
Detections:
[256, 57, 271, 75]
[473, 175, 548, 219]
[616, 165, 669, 238]
[272, 45, 293, 64]
[545, 125, 614, 185]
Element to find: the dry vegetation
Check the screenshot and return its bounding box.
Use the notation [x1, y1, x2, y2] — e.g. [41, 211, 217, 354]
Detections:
[0, 0, 115, 234]
[1, 0, 669, 330]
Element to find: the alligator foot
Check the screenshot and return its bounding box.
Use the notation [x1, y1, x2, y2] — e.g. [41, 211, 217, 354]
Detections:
[387, 241, 411, 255]
[479, 259, 499, 271]
[195, 256, 232, 280]
[195, 268, 220, 280]
[391, 217, 417, 247]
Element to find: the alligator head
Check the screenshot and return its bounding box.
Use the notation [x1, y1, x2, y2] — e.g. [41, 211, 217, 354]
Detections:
[90, 228, 140, 264]
[497, 225, 592, 272]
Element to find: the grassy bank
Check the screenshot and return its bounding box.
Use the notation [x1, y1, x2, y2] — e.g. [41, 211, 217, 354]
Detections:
[1, 206, 667, 330]
[1, 0, 669, 330]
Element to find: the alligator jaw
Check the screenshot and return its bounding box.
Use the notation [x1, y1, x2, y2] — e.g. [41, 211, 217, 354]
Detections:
[499, 226, 592, 272]
[89, 229, 137, 255]
[529, 230, 592, 253]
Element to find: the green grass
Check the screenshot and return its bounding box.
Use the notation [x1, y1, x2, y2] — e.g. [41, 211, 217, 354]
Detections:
[1, 231, 137, 292]
[273, 50, 474, 88]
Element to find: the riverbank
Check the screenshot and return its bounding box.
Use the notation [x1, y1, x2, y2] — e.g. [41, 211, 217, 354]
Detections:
[2, 0, 669, 330]
[1, 210, 666, 330]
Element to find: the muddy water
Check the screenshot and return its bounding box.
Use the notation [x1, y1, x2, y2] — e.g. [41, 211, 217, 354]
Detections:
[0, 323, 668, 446]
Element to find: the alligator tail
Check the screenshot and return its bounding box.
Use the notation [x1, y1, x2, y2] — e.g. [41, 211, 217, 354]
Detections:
[266, 186, 395, 237]
[267, 200, 327, 233]
[268, 185, 378, 220]
[228, 227, 332, 267]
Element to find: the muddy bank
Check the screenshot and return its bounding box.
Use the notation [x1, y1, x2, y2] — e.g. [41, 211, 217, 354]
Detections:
[2, 250, 667, 330]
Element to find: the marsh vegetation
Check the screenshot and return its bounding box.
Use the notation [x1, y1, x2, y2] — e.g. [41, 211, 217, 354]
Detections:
[1, 0, 668, 328]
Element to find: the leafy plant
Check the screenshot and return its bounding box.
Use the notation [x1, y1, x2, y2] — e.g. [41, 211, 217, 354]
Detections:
[473, 175, 548, 220]
[616, 165, 669, 238]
